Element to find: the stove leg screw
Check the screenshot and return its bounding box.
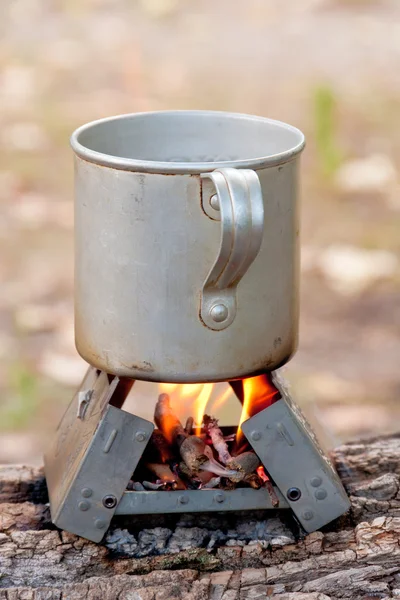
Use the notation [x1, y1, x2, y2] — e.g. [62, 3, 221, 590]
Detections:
[102, 495, 118, 509]
[287, 487, 302, 502]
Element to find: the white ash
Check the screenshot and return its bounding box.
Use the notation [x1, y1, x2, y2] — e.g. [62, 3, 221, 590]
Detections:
[105, 528, 138, 555]
[227, 518, 295, 545]
[167, 527, 209, 553]
[105, 516, 295, 557]
[206, 529, 227, 551]
[137, 527, 172, 557]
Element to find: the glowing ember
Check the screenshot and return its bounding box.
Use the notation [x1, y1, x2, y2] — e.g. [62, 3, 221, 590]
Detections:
[257, 465, 270, 482]
[237, 374, 280, 441]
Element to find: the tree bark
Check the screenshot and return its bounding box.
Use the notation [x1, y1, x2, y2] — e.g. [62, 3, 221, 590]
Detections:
[0, 434, 399, 599]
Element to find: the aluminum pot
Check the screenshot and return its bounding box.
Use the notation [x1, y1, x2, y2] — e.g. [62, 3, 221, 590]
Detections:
[71, 110, 305, 383]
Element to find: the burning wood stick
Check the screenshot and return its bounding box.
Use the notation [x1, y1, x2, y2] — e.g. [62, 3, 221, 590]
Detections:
[257, 466, 280, 507]
[179, 436, 209, 473]
[180, 435, 238, 478]
[127, 481, 145, 491]
[227, 451, 260, 483]
[142, 481, 167, 491]
[154, 393, 188, 446]
[145, 462, 186, 490]
[203, 414, 232, 465]
[184, 417, 194, 435]
[143, 429, 175, 464]
[201, 477, 221, 489]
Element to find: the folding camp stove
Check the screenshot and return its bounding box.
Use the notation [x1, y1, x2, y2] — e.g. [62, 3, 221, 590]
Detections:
[45, 110, 350, 543]
[45, 367, 350, 543]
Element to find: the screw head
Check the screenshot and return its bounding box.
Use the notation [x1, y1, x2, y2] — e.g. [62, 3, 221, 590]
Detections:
[315, 488, 327, 500]
[135, 430, 147, 443]
[95, 519, 107, 530]
[178, 495, 189, 505]
[310, 476, 322, 488]
[210, 194, 220, 211]
[287, 487, 302, 502]
[210, 304, 228, 323]
[250, 430, 262, 441]
[215, 492, 225, 503]
[78, 500, 90, 511]
[102, 495, 118, 509]
[81, 487, 93, 498]
[302, 510, 314, 521]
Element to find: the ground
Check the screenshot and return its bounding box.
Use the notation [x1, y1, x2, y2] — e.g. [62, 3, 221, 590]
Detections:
[0, 0, 400, 463]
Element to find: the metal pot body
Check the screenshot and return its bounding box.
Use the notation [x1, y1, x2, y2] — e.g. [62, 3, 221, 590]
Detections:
[72, 111, 305, 382]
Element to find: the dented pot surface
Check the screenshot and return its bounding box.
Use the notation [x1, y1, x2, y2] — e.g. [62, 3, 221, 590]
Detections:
[71, 110, 305, 382]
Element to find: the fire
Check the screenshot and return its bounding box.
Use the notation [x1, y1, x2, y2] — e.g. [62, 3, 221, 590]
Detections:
[237, 374, 280, 441]
[158, 382, 219, 436]
[158, 374, 279, 444]
[194, 384, 213, 435]
[209, 386, 232, 413]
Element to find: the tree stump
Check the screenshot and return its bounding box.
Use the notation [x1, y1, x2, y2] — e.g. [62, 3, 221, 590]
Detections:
[0, 434, 399, 599]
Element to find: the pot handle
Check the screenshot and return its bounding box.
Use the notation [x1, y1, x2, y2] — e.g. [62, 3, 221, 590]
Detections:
[200, 167, 264, 330]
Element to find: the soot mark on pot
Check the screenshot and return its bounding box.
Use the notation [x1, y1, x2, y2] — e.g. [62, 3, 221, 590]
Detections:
[129, 361, 155, 373]
[274, 337, 282, 348]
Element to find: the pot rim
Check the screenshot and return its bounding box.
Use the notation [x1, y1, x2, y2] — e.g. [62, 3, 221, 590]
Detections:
[70, 110, 305, 174]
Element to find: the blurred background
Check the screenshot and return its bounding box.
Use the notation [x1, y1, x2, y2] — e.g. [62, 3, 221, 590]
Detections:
[1, 0, 400, 464]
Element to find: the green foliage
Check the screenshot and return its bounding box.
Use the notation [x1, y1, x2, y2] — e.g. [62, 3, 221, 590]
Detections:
[313, 85, 343, 178]
[0, 363, 39, 430]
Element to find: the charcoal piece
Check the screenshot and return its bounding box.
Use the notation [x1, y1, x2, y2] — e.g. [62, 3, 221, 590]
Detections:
[227, 451, 261, 483]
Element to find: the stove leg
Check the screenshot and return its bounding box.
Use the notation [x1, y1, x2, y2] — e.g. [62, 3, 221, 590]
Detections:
[44, 366, 154, 542]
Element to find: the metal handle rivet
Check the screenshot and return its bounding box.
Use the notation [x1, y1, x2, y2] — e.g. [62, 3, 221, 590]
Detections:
[215, 493, 225, 503]
[78, 500, 91, 511]
[210, 304, 228, 323]
[102, 495, 118, 509]
[178, 495, 189, 504]
[310, 476, 322, 488]
[210, 194, 220, 211]
[251, 430, 262, 441]
[287, 487, 302, 502]
[302, 510, 314, 521]
[95, 519, 107, 530]
[315, 488, 327, 500]
[81, 487, 93, 498]
[135, 430, 147, 443]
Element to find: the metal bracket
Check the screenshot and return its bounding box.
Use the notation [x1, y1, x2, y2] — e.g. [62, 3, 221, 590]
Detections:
[116, 487, 288, 515]
[45, 366, 350, 542]
[44, 367, 154, 542]
[241, 375, 351, 532]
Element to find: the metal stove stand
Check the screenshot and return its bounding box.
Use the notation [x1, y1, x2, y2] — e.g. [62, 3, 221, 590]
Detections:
[45, 367, 350, 543]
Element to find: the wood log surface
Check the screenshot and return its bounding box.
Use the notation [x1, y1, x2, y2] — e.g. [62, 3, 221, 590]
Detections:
[0, 434, 399, 599]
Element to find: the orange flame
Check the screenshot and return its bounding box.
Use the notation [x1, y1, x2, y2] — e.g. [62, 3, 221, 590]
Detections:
[158, 382, 217, 437]
[194, 383, 213, 435]
[237, 374, 280, 441]
[209, 386, 232, 414]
